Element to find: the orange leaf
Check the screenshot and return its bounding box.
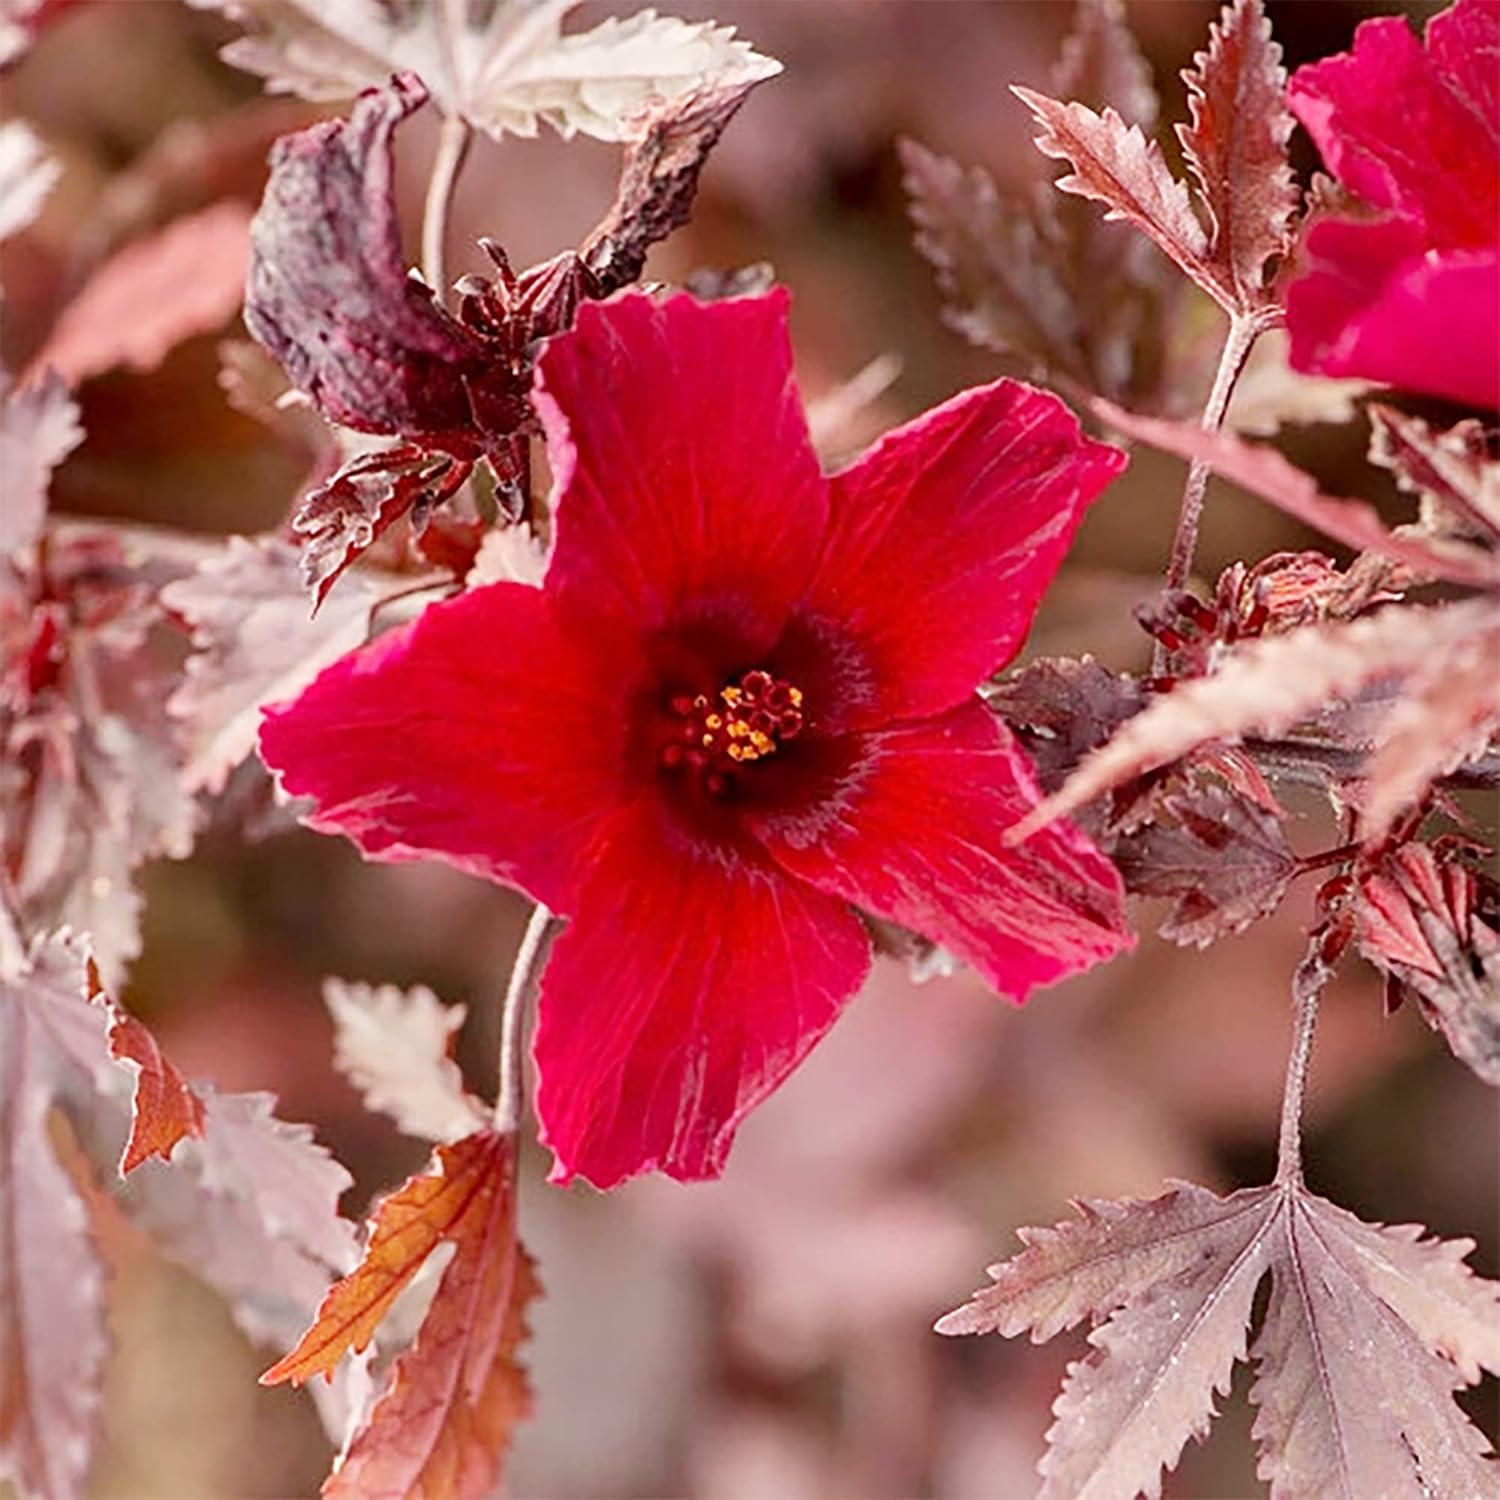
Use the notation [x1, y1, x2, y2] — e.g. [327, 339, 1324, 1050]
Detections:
[261, 1129, 509, 1387]
[324, 1133, 539, 1500]
[107, 1009, 206, 1173]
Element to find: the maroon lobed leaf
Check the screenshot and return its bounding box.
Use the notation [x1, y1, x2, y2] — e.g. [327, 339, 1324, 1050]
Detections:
[1177, 0, 1298, 307]
[1249, 1190, 1500, 1499]
[941, 1175, 1500, 1499]
[1112, 779, 1297, 948]
[901, 0, 1190, 409]
[988, 656, 1147, 798]
[900, 139, 1085, 384]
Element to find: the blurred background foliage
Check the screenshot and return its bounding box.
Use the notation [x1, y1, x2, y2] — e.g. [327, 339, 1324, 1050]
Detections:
[3, 3, 1492, 1496]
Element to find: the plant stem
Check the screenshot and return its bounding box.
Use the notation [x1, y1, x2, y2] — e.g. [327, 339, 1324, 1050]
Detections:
[421, 112, 472, 298]
[494, 903, 553, 1134]
[1275, 951, 1325, 1185]
[1154, 311, 1264, 670]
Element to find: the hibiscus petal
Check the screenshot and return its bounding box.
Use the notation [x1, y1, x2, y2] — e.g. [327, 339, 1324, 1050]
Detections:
[532, 290, 828, 654]
[533, 807, 872, 1187]
[259, 582, 641, 910]
[751, 699, 1131, 999]
[1289, 224, 1500, 411]
[792, 380, 1125, 731]
[1288, 6, 1498, 249]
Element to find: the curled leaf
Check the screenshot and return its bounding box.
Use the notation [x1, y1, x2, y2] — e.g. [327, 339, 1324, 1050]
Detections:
[244, 74, 505, 455]
[105, 1004, 206, 1173]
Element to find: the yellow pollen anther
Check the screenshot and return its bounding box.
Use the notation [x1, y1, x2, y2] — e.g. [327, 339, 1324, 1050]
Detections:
[662, 669, 807, 786]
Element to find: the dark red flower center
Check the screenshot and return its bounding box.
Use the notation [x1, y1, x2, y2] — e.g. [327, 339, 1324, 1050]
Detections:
[658, 668, 806, 798]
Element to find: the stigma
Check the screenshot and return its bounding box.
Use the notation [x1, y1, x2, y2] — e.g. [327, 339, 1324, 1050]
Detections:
[660, 669, 806, 794]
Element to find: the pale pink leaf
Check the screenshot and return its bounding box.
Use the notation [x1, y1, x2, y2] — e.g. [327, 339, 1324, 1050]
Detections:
[1360, 614, 1500, 840]
[0, 934, 111, 1500]
[323, 977, 487, 1143]
[1177, 0, 1297, 306]
[0, 369, 81, 555]
[191, 0, 778, 144]
[162, 535, 385, 794]
[0, 121, 59, 242]
[30, 203, 253, 386]
[190, 1087, 357, 1272]
[4, 531, 201, 986]
[1012, 87, 1222, 306]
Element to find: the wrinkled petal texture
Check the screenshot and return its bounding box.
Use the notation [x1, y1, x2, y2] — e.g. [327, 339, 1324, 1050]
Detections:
[259, 582, 641, 910]
[534, 805, 872, 1187]
[532, 289, 827, 653]
[1287, 0, 1500, 408]
[799, 380, 1127, 731]
[752, 700, 1130, 1000]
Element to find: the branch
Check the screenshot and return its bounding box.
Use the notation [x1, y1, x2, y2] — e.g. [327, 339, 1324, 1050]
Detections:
[494, 904, 554, 1134]
[421, 112, 473, 299]
[1277, 934, 1330, 1185]
[1155, 309, 1265, 668]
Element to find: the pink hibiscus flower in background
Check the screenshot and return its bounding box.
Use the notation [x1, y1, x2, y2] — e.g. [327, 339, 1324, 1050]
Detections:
[259, 290, 1132, 1189]
[1285, 0, 1499, 411]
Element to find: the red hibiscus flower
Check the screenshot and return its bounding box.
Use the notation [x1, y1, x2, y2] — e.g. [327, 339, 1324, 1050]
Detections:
[1285, 0, 1499, 411]
[259, 290, 1132, 1188]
